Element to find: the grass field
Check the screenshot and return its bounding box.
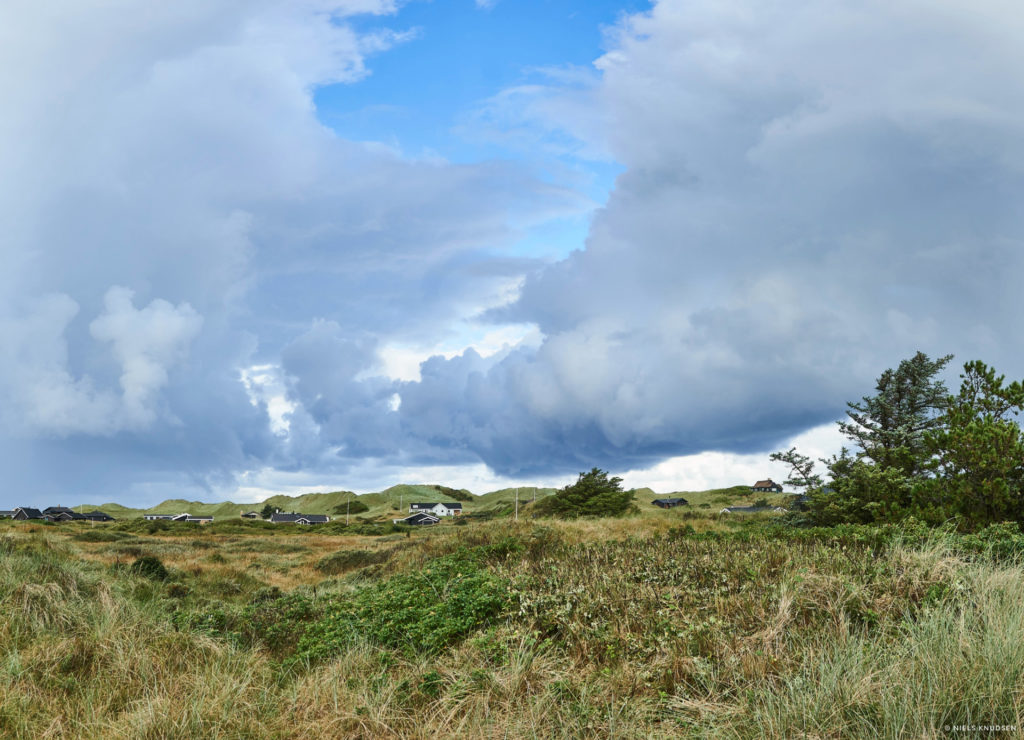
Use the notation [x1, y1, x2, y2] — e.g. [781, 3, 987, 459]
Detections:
[1, 498, 1022, 738]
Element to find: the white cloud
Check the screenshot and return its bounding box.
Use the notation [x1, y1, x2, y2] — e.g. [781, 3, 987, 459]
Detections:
[4, 0, 1023, 507]
[341, 0, 1024, 478]
[90, 287, 203, 428]
[0, 0, 586, 506]
[622, 424, 847, 492]
[1, 288, 201, 436]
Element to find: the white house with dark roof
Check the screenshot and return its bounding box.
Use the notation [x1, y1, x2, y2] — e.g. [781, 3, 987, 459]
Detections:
[143, 513, 213, 523]
[409, 502, 462, 517]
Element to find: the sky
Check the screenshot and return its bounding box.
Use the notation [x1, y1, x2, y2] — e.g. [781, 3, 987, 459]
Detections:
[2, 0, 1022, 508]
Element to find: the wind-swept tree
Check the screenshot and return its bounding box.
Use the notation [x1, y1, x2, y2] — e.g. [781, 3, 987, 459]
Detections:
[838, 351, 953, 478]
[534, 468, 636, 519]
[785, 352, 950, 525]
[769, 447, 822, 494]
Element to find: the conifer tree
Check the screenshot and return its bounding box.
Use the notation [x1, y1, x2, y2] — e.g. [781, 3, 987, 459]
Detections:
[769, 447, 822, 494]
[838, 351, 953, 477]
[921, 361, 1024, 529]
[535, 468, 636, 519]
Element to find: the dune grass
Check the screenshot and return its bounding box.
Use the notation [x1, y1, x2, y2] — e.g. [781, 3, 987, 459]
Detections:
[0, 516, 1022, 738]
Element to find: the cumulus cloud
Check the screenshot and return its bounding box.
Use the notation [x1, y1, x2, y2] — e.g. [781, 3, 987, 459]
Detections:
[365, 0, 1024, 475]
[89, 287, 203, 428]
[5, 0, 1022, 506]
[0, 0, 585, 504]
[1, 288, 200, 435]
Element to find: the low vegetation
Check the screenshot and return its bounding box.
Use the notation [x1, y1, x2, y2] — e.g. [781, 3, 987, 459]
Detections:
[5, 350, 1024, 737]
[1, 506, 1022, 738]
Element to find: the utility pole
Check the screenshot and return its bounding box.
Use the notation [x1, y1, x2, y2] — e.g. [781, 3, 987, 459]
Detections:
[346, 497, 350, 525]
[515, 487, 519, 521]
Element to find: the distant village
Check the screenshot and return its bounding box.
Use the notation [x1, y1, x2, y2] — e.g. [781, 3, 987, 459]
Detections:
[0, 479, 798, 525]
[0, 506, 115, 522]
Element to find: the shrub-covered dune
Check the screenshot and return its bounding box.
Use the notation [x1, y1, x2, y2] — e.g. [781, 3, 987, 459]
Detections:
[1, 517, 1023, 738]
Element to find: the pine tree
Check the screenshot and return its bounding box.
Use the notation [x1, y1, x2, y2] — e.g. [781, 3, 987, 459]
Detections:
[920, 361, 1024, 529]
[838, 351, 953, 477]
[769, 447, 822, 494]
[535, 468, 636, 519]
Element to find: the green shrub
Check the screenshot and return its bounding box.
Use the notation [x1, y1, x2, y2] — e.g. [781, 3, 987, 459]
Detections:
[331, 500, 369, 516]
[431, 484, 474, 502]
[295, 550, 509, 663]
[129, 555, 169, 581]
[71, 530, 134, 543]
[315, 549, 391, 575]
[533, 468, 636, 519]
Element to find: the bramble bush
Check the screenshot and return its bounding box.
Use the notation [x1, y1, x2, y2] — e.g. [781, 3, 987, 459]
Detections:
[294, 549, 510, 663]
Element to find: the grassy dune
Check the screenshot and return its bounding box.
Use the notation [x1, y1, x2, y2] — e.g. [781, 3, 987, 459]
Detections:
[73, 481, 768, 522]
[1, 510, 1021, 738]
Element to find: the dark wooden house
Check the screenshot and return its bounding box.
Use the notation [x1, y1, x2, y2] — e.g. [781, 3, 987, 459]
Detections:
[12, 508, 43, 520]
[651, 498, 688, 509]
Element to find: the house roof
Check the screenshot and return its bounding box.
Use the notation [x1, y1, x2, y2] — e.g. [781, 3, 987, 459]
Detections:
[652, 498, 688, 505]
[752, 480, 780, 488]
[410, 502, 462, 510]
[54, 511, 86, 520]
[14, 507, 43, 519]
[270, 512, 327, 523]
[404, 512, 440, 524]
[43, 506, 75, 515]
[83, 511, 114, 521]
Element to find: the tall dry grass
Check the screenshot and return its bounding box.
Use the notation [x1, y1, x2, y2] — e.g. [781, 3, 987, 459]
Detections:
[1, 519, 1023, 738]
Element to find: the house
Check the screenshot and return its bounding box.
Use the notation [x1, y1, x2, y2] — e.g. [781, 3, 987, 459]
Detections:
[409, 502, 463, 517]
[43, 506, 75, 517]
[143, 513, 213, 523]
[719, 505, 786, 515]
[82, 511, 115, 522]
[393, 512, 440, 526]
[751, 479, 783, 493]
[240, 511, 262, 519]
[651, 497, 688, 509]
[12, 507, 43, 520]
[269, 512, 329, 525]
[49, 511, 87, 522]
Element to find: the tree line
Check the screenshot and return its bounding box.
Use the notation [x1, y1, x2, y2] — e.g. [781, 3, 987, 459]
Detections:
[773, 352, 1024, 531]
